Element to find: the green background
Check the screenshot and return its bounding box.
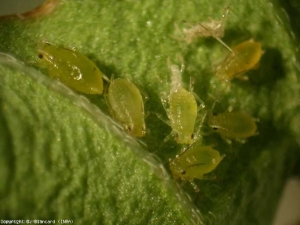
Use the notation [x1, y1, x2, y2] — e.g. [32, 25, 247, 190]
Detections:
[0, 0, 300, 224]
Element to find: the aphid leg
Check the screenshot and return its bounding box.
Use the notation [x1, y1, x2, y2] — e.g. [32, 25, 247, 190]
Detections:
[102, 74, 110, 82]
[237, 74, 249, 81]
[179, 144, 192, 154]
[189, 181, 200, 193]
[144, 111, 150, 119]
[194, 94, 205, 111]
[194, 110, 208, 140]
[188, 77, 205, 109]
[152, 112, 171, 127]
[160, 96, 169, 112]
[162, 132, 175, 145]
[188, 76, 194, 92]
[222, 137, 232, 145]
[235, 138, 247, 144]
[220, 153, 226, 161]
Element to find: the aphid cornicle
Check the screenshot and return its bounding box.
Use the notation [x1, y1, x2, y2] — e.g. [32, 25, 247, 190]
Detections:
[208, 111, 258, 140]
[161, 62, 202, 144]
[37, 42, 105, 94]
[107, 78, 146, 137]
[169, 142, 225, 181]
[178, 7, 231, 51]
[215, 40, 263, 81]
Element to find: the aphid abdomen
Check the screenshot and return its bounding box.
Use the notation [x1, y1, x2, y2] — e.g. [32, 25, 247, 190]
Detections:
[168, 87, 197, 144]
[169, 144, 223, 181]
[108, 78, 146, 137]
[37, 43, 104, 94]
[209, 111, 257, 139]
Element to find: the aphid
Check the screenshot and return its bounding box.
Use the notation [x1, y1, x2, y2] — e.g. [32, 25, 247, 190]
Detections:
[161, 62, 203, 144]
[215, 40, 263, 81]
[107, 78, 146, 137]
[169, 142, 225, 181]
[0, 0, 59, 19]
[178, 7, 231, 51]
[37, 42, 105, 94]
[208, 110, 258, 140]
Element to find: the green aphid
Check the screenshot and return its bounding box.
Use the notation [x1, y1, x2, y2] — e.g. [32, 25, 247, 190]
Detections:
[162, 63, 202, 145]
[215, 40, 262, 81]
[208, 111, 258, 139]
[37, 42, 105, 94]
[169, 142, 225, 181]
[107, 78, 146, 137]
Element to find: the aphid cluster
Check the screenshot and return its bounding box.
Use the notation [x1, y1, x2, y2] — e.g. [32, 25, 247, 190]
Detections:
[36, 6, 262, 196]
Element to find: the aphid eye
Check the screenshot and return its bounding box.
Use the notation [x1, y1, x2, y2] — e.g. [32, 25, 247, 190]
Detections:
[38, 53, 43, 59]
[213, 127, 218, 130]
[191, 133, 195, 139]
[126, 125, 133, 132]
[181, 170, 186, 175]
[213, 112, 218, 116]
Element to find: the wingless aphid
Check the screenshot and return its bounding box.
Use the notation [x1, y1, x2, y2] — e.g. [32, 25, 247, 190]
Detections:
[179, 7, 232, 51]
[169, 142, 225, 181]
[208, 110, 258, 140]
[161, 61, 203, 145]
[215, 40, 262, 82]
[107, 78, 146, 137]
[37, 42, 106, 94]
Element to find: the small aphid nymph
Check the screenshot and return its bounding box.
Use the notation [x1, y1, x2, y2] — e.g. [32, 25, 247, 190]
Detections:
[169, 142, 225, 181]
[208, 110, 258, 140]
[178, 7, 231, 51]
[37, 42, 106, 94]
[107, 78, 146, 137]
[161, 60, 203, 144]
[215, 40, 263, 81]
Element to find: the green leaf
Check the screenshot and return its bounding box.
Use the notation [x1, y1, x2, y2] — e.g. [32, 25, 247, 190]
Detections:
[0, 56, 200, 224]
[0, 0, 300, 224]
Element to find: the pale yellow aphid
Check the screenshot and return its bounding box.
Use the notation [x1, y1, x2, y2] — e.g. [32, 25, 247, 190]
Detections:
[161, 61, 204, 144]
[215, 40, 263, 81]
[107, 78, 146, 137]
[169, 142, 225, 181]
[37, 42, 105, 94]
[208, 110, 258, 140]
[177, 7, 231, 51]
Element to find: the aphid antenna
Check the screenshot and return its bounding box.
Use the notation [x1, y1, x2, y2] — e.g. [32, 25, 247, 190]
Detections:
[220, 6, 230, 26]
[215, 37, 232, 52]
[208, 211, 217, 219]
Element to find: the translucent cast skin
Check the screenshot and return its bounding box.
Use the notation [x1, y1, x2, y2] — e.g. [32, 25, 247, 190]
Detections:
[208, 111, 257, 139]
[107, 78, 146, 137]
[37, 42, 104, 94]
[167, 86, 198, 144]
[180, 7, 231, 51]
[169, 143, 224, 181]
[216, 40, 262, 81]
